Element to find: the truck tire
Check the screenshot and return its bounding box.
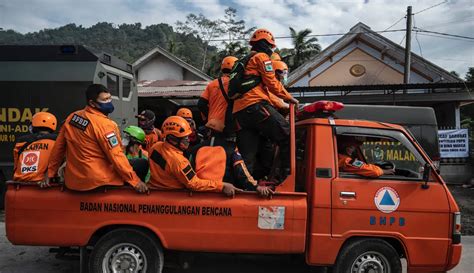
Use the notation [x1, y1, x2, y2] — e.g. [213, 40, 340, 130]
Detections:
[333, 238, 401, 273]
[88, 228, 164, 273]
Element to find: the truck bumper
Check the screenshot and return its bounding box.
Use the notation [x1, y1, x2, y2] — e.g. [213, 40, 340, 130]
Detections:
[445, 243, 462, 271]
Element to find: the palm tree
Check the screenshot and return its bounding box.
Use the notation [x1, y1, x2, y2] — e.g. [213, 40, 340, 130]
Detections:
[285, 27, 321, 71]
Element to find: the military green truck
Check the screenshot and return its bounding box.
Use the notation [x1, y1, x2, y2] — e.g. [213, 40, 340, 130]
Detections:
[0, 45, 138, 209]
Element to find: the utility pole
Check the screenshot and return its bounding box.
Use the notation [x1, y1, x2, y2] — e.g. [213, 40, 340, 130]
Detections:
[404, 6, 413, 84]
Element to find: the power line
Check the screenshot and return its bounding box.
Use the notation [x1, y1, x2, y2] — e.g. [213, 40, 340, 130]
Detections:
[383, 16, 406, 31]
[208, 28, 406, 42]
[413, 16, 423, 57]
[419, 17, 474, 29]
[414, 0, 448, 15]
[417, 32, 474, 43]
[414, 27, 474, 40]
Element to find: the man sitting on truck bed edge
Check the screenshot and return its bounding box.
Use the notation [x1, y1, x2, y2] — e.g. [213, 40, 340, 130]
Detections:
[148, 116, 242, 197]
[13, 112, 57, 184]
[45, 84, 148, 193]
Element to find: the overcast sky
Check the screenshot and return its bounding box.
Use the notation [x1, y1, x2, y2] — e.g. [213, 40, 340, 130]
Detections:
[1, 0, 473, 75]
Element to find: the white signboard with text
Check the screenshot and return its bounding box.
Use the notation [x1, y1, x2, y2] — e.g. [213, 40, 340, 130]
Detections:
[439, 129, 469, 158]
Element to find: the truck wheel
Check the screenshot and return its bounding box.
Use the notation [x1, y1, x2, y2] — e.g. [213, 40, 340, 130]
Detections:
[89, 228, 164, 273]
[333, 239, 401, 273]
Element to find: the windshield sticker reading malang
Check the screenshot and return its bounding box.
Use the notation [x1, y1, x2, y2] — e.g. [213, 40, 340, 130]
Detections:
[79, 202, 232, 217]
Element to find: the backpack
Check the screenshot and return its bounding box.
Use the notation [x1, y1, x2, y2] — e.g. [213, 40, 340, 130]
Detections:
[227, 52, 262, 100]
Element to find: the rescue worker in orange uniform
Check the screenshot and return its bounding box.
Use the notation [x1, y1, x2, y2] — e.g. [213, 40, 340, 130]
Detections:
[255, 60, 291, 180]
[47, 84, 148, 192]
[337, 136, 394, 178]
[13, 112, 57, 183]
[148, 116, 242, 197]
[268, 60, 291, 112]
[233, 28, 299, 182]
[136, 109, 163, 153]
[198, 56, 238, 136]
[176, 107, 199, 146]
[196, 56, 273, 196]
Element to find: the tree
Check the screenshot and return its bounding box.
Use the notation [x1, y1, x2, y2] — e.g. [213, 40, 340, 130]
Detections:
[465, 67, 474, 82]
[220, 7, 255, 43]
[450, 71, 460, 77]
[176, 14, 224, 70]
[281, 27, 321, 71]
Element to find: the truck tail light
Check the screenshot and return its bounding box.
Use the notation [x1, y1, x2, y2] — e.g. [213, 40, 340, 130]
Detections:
[452, 212, 461, 244]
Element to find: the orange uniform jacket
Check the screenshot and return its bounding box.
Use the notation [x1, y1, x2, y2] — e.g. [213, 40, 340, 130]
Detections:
[148, 141, 224, 192]
[233, 52, 293, 113]
[144, 128, 163, 153]
[48, 106, 140, 190]
[13, 133, 57, 182]
[200, 76, 229, 132]
[338, 154, 384, 178]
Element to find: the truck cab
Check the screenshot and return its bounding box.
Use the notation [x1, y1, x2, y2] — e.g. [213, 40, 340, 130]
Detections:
[5, 102, 462, 273]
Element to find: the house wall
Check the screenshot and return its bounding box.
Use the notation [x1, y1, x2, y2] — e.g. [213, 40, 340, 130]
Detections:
[184, 70, 204, 81]
[291, 40, 429, 87]
[309, 48, 404, 86]
[137, 55, 185, 81]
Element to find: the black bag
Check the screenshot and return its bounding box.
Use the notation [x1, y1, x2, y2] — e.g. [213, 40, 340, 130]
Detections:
[227, 52, 261, 100]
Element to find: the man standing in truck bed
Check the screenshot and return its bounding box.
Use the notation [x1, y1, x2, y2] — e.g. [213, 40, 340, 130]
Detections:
[46, 84, 148, 193]
[232, 28, 298, 182]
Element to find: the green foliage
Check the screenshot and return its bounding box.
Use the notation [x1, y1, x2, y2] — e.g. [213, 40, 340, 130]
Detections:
[465, 67, 474, 82]
[280, 27, 321, 71]
[0, 22, 215, 70]
[177, 7, 255, 78]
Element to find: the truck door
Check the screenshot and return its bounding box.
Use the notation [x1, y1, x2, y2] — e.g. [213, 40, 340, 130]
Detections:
[331, 126, 451, 268]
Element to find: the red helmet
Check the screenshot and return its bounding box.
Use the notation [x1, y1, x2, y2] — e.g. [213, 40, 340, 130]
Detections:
[162, 116, 192, 138]
[250, 28, 276, 48]
[221, 56, 238, 72]
[32, 112, 57, 131]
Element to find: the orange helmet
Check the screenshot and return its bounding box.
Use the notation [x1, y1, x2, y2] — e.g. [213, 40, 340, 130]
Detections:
[162, 116, 192, 138]
[271, 52, 281, 61]
[272, 60, 288, 72]
[32, 112, 57, 131]
[177, 108, 193, 119]
[221, 56, 238, 72]
[250, 28, 276, 48]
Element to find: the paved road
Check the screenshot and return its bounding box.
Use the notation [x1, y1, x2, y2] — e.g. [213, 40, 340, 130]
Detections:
[1, 215, 472, 273]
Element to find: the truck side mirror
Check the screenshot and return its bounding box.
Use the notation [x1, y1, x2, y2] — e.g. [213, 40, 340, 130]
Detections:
[422, 163, 431, 189]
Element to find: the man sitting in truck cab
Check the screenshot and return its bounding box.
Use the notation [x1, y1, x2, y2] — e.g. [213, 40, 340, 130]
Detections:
[337, 135, 394, 178]
[46, 84, 148, 193]
[148, 116, 242, 197]
[13, 112, 57, 184]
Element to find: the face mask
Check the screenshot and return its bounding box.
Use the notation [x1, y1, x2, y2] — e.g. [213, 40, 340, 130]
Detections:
[179, 136, 190, 151]
[139, 119, 154, 130]
[282, 75, 288, 86]
[95, 101, 114, 115]
[122, 134, 130, 147]
[278, 70, 289, 86]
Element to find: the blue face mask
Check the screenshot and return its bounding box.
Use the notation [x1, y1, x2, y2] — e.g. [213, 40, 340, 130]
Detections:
[95, 101, 115, 115]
